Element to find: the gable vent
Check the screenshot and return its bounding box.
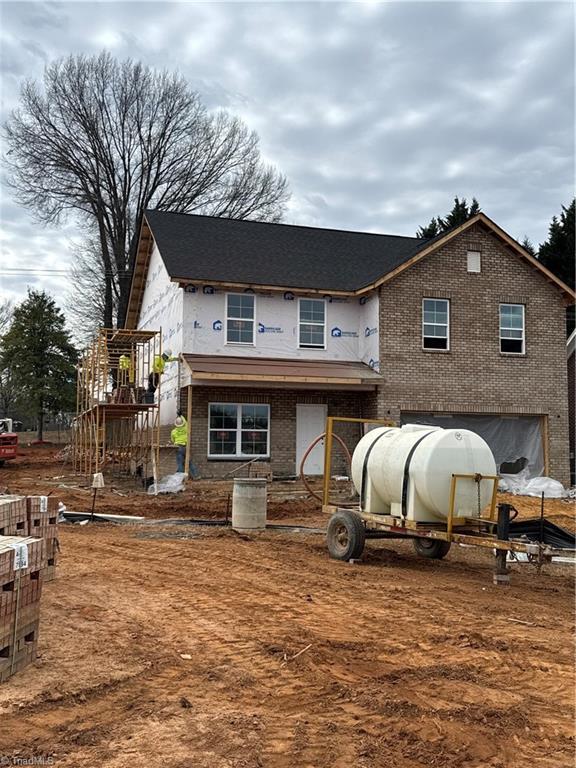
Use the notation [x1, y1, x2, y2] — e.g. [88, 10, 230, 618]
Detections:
[467, 250, 481, 273]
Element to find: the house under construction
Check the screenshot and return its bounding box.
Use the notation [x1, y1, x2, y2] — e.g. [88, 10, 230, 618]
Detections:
[72, 329, 161, 483]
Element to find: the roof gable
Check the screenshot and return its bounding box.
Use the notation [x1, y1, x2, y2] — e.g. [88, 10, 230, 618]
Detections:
[125, 210, 575, 329]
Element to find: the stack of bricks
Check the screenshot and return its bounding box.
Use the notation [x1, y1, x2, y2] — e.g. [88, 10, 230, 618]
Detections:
[0, 534, 45, 682]
[0, 496, 28, 537]
[26, 496, 59, 583]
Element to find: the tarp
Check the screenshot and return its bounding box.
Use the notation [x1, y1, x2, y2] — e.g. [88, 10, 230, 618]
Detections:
[401, 413, 544, 479]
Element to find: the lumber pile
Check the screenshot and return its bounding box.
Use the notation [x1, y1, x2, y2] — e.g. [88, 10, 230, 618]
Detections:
[0, 494, 60, 681]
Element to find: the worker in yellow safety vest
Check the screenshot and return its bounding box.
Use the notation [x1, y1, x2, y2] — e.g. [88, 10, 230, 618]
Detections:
[170, 414, 200, 477]
[147, 349, 178, 394]
[118, 354, 135, 384]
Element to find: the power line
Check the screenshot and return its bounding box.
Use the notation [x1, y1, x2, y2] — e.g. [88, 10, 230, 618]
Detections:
[0, 269, 118, 275]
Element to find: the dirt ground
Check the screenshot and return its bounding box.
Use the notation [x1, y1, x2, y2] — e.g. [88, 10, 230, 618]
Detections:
[0, 446, 574, 767]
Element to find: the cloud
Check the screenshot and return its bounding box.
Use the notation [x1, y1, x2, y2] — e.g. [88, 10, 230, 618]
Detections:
[0, 0, 573, 316]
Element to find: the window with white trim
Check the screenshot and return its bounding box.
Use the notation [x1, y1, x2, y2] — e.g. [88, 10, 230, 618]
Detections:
[299, 298, 326, 349]
[422, 298, 449, 350]
[208, 403, 270, 458]
[499, 304, 525, 354]
[226, 293, 255, 345]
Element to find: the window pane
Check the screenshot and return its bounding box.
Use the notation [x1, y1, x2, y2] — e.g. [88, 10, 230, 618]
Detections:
[209, 431, 237, 455]
[227, 294, 254, 319]
[241, 405, 269, 430]
[423, 336, 448, 350]
[241, 431, 268, 455]
[300, 323, 324, 347]
[227, 319, 253, 343]
[501, 338, 523, 354]
[500, 305, 523, 324]
[423, 299, 447, 324]
[209, 404, 238, 429]
[300, 299, 325, 323]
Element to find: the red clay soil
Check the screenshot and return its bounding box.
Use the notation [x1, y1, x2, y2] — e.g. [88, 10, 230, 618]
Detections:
[0, 445, 327, 522]
[2, 444, 575, 528]
[0, 445, 574, 767]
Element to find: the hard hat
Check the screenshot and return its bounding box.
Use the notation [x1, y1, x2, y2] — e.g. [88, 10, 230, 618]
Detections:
[163, 349, 173, 358]
[174, 416, 184, 427]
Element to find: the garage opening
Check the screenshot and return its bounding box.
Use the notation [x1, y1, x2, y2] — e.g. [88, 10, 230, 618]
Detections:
[400, 412, 545, 479]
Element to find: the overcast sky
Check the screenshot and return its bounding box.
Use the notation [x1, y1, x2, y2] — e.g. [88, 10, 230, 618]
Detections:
[0, 0, 574, 316]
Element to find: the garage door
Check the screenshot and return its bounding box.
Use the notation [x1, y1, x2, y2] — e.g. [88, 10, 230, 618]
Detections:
[400, 412, 544, 478]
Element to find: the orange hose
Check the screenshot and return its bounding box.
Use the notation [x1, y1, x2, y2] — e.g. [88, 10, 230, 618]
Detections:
[299, 432, 357, 507]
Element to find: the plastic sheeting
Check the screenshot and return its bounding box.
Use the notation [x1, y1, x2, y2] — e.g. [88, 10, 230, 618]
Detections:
[147, 472, 187, 495]
[499, 469, 567, 497]
[401, 413, 544, 479]
[182, 289, 381, 370]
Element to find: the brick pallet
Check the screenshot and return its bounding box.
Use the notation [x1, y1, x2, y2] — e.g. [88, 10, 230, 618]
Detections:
[0, 496, 27, 537]
[0, 536, 45, 682]
[26, 496, 59, 583]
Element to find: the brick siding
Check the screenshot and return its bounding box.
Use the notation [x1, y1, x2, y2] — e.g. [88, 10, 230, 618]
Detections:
[180, 386, 373, 478]
[374, 223, 570, 484]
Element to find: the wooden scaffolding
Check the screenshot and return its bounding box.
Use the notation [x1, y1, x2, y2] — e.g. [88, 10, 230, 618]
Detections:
[72, 329, 162, 483]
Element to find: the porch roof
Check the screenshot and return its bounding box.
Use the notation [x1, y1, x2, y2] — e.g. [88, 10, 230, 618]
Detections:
[181, 354, 382, 389]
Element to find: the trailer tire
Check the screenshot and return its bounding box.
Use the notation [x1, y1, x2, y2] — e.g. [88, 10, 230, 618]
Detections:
[413, 538, 451, 559]
[327, 511, 366, 561]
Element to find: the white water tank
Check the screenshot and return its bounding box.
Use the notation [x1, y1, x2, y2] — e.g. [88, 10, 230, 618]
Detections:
[351, 424, 497, 522]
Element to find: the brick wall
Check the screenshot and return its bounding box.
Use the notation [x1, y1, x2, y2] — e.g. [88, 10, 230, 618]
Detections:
[375, 223, 571, 484]
[180, 386, 373, 478]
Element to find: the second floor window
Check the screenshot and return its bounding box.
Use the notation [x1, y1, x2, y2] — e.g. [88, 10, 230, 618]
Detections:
[422, 298, 449, 350]
[226, 293, 255, 344]
[299, 298, 326, 349]
[500, 303, 525, 354]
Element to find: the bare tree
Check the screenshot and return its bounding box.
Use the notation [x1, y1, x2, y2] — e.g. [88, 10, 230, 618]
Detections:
[0, 300, 12, 334]
[0, 300, 16, 417]
[0, 367, 18, 419]
[4, 52, 289, 328]
[67, 236, 119, 344]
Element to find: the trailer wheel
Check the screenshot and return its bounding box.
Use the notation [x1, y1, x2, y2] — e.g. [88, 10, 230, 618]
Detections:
[413, 538, 451, 559]
[327, 511, 366, 561]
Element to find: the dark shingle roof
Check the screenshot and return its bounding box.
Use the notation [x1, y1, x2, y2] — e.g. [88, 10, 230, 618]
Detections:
[144, 210, 429, 291]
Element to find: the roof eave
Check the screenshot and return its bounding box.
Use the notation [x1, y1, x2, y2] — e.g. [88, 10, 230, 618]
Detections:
[125, 215, 155, 329]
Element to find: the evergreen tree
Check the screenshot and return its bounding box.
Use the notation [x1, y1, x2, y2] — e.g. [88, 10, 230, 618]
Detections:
[416, 218, 441, 239]
[416, 197, 481, 238]
[1, 290, 77, 440]
[538, 199, 575, 289]
[538, 199, 575, 336]
[521, 236, 537, 257]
